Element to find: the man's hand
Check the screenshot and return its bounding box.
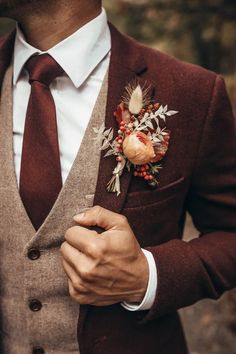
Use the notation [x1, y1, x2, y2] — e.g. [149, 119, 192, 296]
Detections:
[60, 206, 149, 306]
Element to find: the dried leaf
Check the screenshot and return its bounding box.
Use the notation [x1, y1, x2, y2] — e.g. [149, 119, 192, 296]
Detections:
[136, 125, 148, 131]
[93, 127, 99, 133]
[140, 116, 147, 124]
[104, 149, 115, 157]
[98, 123, 105, 134]
[108, 129, 114, 141]
[166, 110, 178, 116]
[100, 140, 110, 151]
[104, 128, 112, 137]
[126, 160, 132, 172]
[159, 114, 166, 121]
[154, 117, 160, 126]
[146, 120, 154, 129]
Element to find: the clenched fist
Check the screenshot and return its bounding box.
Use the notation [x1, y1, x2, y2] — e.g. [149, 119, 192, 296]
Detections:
[60, 205, 149, 306]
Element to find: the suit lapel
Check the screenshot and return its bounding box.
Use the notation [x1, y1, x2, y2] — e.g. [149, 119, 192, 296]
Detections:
[94, 23, 153, 213]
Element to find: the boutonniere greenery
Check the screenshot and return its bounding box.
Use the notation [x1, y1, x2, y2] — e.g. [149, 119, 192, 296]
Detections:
[93, 83, 178, 196]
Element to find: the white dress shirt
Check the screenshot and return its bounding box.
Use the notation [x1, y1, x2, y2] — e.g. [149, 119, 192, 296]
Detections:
[12, 8, 157, 311]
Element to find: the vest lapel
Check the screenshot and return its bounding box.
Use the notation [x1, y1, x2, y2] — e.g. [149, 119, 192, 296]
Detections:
[93, 23, 154, 213]
[0, 30, 15, 88]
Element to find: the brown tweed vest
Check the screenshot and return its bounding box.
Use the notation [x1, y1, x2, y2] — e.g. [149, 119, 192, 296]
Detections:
[0, 65, 108, 354]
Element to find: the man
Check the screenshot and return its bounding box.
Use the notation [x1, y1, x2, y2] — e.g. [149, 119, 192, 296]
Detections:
[0, 0, 235, 354]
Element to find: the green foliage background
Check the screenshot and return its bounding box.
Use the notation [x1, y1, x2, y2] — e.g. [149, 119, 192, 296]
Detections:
[104, 0, 236, 113]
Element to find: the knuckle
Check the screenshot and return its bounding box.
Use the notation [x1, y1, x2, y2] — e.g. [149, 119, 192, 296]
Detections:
[97, 240, 107, 257]
[60, 242, 66, 253]
[68, 283, 77, 298]
[93, 205, 104, 220]
[79, 266, 93, 281]
[92, 205, 102, 213]
[88, 239, 106, 260]
[86, 239, 98, 257]
[119, 214, 128, 226]
[77, 296, 90, 305]
[71, 278, 82, 291]
[65, 226, 76, 241]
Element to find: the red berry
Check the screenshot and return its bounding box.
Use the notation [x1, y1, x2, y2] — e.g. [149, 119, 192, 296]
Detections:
[120, 121, 125, 126]
[149, 175, 154, 180]
[144, 175, 150, 181]
[126, 130, 131, 135]
[134, 171, 138, 177]
[120, 126, 126, 132]
[116, 156, 122, 162]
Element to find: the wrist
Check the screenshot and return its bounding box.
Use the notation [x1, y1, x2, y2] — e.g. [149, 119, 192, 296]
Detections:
[125, 251, 149, 303]
[122, 249, 157, 311]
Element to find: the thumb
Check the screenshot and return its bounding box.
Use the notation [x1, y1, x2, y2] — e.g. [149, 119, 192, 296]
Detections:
[73, 205, 127, 231]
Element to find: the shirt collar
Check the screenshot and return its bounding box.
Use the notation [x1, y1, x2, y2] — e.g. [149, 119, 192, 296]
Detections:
[13, 8, 111, 88]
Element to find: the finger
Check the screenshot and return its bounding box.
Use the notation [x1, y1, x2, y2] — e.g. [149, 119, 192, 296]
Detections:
[60, 241, 84, 269]
[68, 279, 95, 305]
[65, 226, 106, 259]
[61, 242, 97, 281]
[73, 205, 128, 231]
[65, 225, 100, 256]
[62, 260, 88, 294]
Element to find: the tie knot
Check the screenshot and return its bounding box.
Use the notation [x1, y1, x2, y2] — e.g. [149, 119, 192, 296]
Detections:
[25, 54, 64, 86]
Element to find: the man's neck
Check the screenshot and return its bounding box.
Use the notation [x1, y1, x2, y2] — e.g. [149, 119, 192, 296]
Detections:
[17, 2, 102, 51]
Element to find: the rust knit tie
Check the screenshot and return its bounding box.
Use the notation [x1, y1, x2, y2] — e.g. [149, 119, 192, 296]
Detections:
[20, 54, 64, 230]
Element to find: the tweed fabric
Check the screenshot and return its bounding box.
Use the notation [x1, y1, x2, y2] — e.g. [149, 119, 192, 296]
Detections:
[0, 64, 108, 354]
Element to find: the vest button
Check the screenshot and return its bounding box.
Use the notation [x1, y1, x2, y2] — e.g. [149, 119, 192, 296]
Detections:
[29, 299, 42, 312]
[28, 248, 41, 260]
[32, 346, 44, 354]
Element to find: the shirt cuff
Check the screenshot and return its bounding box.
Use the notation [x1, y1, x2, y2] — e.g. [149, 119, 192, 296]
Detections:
[121, 249, 157, 311]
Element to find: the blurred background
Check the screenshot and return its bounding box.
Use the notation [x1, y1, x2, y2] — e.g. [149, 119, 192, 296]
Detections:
[0, 0, 236, 353]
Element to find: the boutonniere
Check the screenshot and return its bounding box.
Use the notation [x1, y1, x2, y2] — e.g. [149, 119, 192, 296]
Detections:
[93, 83, 178, 196]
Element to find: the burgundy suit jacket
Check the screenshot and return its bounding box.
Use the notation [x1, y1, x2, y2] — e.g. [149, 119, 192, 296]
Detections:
[0, 24, 235, 354]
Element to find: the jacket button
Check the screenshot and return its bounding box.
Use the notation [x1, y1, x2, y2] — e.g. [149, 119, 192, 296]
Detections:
[32, 346, 44, 354]
[29, 299, 42, 312]
[28, 248, 41, 260]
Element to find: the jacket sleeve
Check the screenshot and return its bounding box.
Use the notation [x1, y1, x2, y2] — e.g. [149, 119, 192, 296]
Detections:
[144, 75, 236, 322]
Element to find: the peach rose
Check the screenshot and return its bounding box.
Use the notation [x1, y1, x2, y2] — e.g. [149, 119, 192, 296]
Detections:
[123, 132, 155, 165]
